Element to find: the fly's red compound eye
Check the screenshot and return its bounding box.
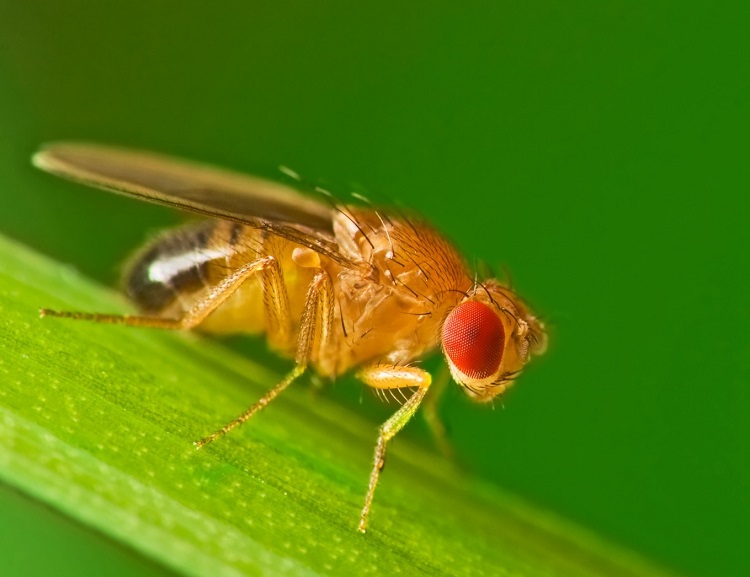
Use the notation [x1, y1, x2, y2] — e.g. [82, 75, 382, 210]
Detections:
[442, 300, 505, 379]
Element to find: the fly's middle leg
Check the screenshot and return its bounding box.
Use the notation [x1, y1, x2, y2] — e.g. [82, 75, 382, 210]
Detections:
[195, 268, 333, 449]
[355, 365, 432, 533]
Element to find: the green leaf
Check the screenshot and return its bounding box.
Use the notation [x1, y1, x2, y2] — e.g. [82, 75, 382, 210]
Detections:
[0, 233, 679, 577]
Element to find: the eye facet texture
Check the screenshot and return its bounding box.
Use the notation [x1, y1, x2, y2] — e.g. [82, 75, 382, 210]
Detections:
[442, 301, 504, 380]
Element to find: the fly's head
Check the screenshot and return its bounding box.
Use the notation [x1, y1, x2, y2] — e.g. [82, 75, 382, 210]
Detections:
[441, 279, 547, 402]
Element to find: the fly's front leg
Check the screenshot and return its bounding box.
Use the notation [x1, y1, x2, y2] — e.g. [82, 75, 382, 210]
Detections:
[422, 363, 454, 458]
[356, 365, 432, 533]
[195, 268, 333, 448]
[40, 255, 287, 333]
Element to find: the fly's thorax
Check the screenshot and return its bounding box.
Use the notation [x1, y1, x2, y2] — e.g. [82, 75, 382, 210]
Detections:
[321, 207, 473, 372]
[332, 206, 470, 299]
[441, 280, 547, 402]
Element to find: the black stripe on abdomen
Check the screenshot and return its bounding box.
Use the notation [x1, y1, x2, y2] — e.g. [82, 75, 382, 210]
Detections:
[123, 220, 221, 314]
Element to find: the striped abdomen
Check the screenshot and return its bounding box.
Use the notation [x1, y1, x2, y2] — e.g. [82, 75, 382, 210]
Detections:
[123, 220, 313, 336]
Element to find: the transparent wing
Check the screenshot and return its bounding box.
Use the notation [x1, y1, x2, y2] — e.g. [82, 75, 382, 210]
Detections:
[33, 142, 355, 267]
[33, 142, 334, 229]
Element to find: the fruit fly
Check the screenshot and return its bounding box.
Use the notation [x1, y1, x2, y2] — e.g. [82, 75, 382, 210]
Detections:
[33, 142, 547, 532]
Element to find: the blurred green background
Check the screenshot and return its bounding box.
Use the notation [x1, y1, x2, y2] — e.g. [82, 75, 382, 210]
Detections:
[0, 2, 748, 576]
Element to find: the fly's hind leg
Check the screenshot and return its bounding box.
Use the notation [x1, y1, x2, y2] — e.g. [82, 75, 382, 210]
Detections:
[41, 253, 305, 444]
[356, 365, 432, 533]
[40, 255, 290, 334]
[195, 267, 333, 448]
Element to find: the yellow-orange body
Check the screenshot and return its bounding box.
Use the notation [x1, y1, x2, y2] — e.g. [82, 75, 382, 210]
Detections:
[128, 208, 471, 378]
